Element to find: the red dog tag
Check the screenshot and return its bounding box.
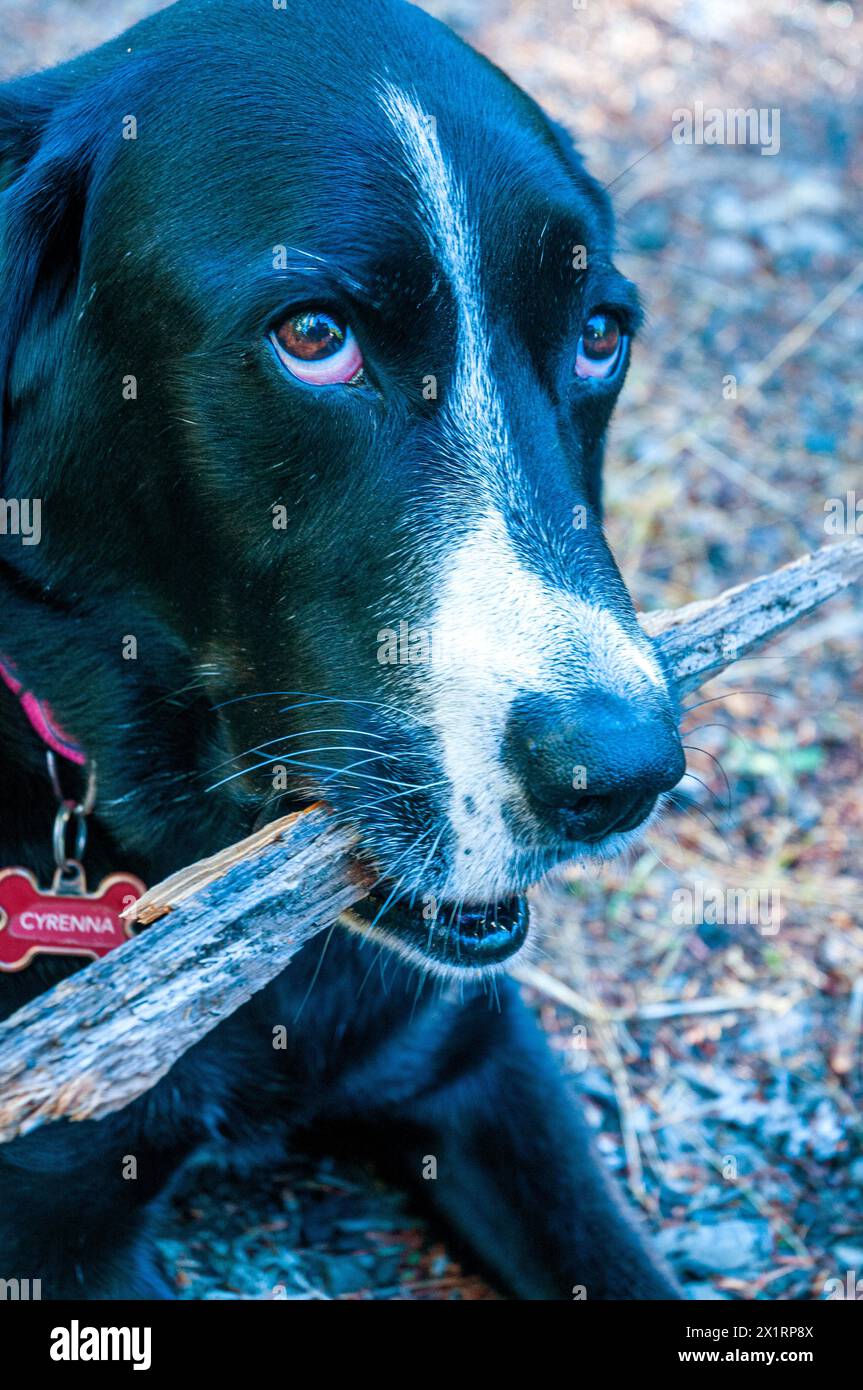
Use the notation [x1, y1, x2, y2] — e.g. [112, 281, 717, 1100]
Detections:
[0, 868, 145, 971]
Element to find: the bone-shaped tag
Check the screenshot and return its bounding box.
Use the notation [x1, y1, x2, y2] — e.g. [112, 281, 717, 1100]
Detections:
[0, 868, 145, 971]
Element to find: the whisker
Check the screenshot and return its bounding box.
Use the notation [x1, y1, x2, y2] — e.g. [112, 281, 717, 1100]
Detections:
[356, 936, 393, 1001]
[204, 753, 432, 796]
[683, 743, 733, 810]
[328, 780, 449, 815]
[408, 827, 445, 910]
[315, 755, 416, 790]
[252, 745, 421, 789]
[293, 920, 339, 1023]
[681, 689, 780, 716]
[682, 768, 725, 811]
[354, 856, 427, 1000]
[373, 828, 435, 896]
[409, 966, 428, 1022]
[201, 727, 395, 777]
[213, 689, 431, 732]
[680, 720, 753, 755]
[666, 791, 732, 856]
[209, 741, 413, 777]
[205, 757, 290, 793]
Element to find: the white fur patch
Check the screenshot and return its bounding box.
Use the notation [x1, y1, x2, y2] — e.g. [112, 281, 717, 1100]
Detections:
[424, 511, 665, 900]
[377, 82, 511, 503]
[378, 85, 668, 904]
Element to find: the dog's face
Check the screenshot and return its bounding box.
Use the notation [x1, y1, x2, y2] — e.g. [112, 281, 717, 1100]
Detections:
[0, 0, 684, 972]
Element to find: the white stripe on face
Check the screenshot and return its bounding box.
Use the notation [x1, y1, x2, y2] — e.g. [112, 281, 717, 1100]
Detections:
[377, 82, 511, 502]
[378, 86, 667, 901]
[424, 511, 665, 901]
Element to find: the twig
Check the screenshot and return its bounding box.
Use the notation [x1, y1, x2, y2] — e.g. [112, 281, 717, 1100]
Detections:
[515, 960, 804, 1023]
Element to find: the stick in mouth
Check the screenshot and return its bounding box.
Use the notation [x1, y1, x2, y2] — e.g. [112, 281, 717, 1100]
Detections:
[0, 539, 860, 1141]
[342, 891, 529, 972]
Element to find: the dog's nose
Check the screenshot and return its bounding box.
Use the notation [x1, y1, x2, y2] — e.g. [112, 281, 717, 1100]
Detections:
[504, 691, 685, 843]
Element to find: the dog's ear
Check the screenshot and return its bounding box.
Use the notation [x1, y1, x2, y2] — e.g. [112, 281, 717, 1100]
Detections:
[0, 75, 61, 184]
[0, 76, 94, 467]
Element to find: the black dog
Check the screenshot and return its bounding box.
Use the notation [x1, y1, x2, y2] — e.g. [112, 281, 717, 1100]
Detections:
[0, 0, 685, 1299]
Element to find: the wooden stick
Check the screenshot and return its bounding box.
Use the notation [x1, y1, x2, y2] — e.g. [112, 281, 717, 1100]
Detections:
[642, 535, 863, 693]
[0, 811, 370, 1138]
[0, 538, 860, 1142]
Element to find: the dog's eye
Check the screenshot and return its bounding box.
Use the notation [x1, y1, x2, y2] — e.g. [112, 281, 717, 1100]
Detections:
[575, 312, 624, 381]
[270, 310, 365, 385]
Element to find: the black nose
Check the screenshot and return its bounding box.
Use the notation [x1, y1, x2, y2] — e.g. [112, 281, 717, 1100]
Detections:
[504, 691, 685, 843]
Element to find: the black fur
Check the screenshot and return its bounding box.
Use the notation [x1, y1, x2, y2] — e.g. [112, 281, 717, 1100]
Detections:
[0, 0, 681, 1299]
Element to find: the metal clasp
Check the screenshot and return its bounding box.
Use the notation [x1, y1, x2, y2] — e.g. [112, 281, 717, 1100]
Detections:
[47, 752, 97, 894]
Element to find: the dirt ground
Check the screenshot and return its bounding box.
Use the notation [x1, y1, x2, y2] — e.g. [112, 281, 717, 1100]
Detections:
[2, 0, 861, 1300]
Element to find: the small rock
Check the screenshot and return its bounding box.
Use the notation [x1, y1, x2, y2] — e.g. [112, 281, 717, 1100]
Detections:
[705, 237, 758, 276]
[806, 1099, 845, 1162]
[761, 219, 846, 261]
[658, 1219, 772, 1276]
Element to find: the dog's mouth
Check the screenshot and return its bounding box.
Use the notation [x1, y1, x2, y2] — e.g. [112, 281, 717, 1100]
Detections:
[345, 888, 529, 970]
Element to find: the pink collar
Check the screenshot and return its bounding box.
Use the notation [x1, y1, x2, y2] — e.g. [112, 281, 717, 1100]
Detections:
[0, 656, 86, 765]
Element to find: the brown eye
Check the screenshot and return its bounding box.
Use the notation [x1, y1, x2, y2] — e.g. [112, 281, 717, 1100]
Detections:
[276, 310, 344, 360]
[582, 312, 620, 360]
[270, 309, 364, 385]
[575, 311, 625, 381]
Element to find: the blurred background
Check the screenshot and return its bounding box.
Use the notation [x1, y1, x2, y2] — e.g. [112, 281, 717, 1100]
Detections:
[2, 0, 861, 1299]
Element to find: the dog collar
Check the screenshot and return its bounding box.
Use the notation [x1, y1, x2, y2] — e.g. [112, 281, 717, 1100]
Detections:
[0, 655, 86, 765]
[0, 659, 147, 970]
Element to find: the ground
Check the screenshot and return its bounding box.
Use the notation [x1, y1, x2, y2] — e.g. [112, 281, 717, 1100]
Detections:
[1, 0, 861, 1300]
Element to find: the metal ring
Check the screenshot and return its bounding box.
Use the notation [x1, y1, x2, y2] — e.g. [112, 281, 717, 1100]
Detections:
[79, 760, 98, 817]
[46, 752, 97, 817]
[52, 800, 88, 871]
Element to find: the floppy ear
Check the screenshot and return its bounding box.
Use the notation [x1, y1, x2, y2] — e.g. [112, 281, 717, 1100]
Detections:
[0, 75, 59, 171]
[0, 77, 94, 468]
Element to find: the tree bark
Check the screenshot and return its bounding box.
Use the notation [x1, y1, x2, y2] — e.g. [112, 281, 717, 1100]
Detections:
[642, 535, 863, 693]
[0, 538, 860, 1142]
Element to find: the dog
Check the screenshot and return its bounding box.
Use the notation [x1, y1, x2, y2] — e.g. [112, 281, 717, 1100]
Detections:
[0, 0, 686, 1299]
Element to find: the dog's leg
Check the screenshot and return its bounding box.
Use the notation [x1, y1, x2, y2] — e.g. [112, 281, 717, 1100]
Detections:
[0, 979, 303, 1299]
[0, 1104, 196, 1299]
[383, 981, 680, 1300]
